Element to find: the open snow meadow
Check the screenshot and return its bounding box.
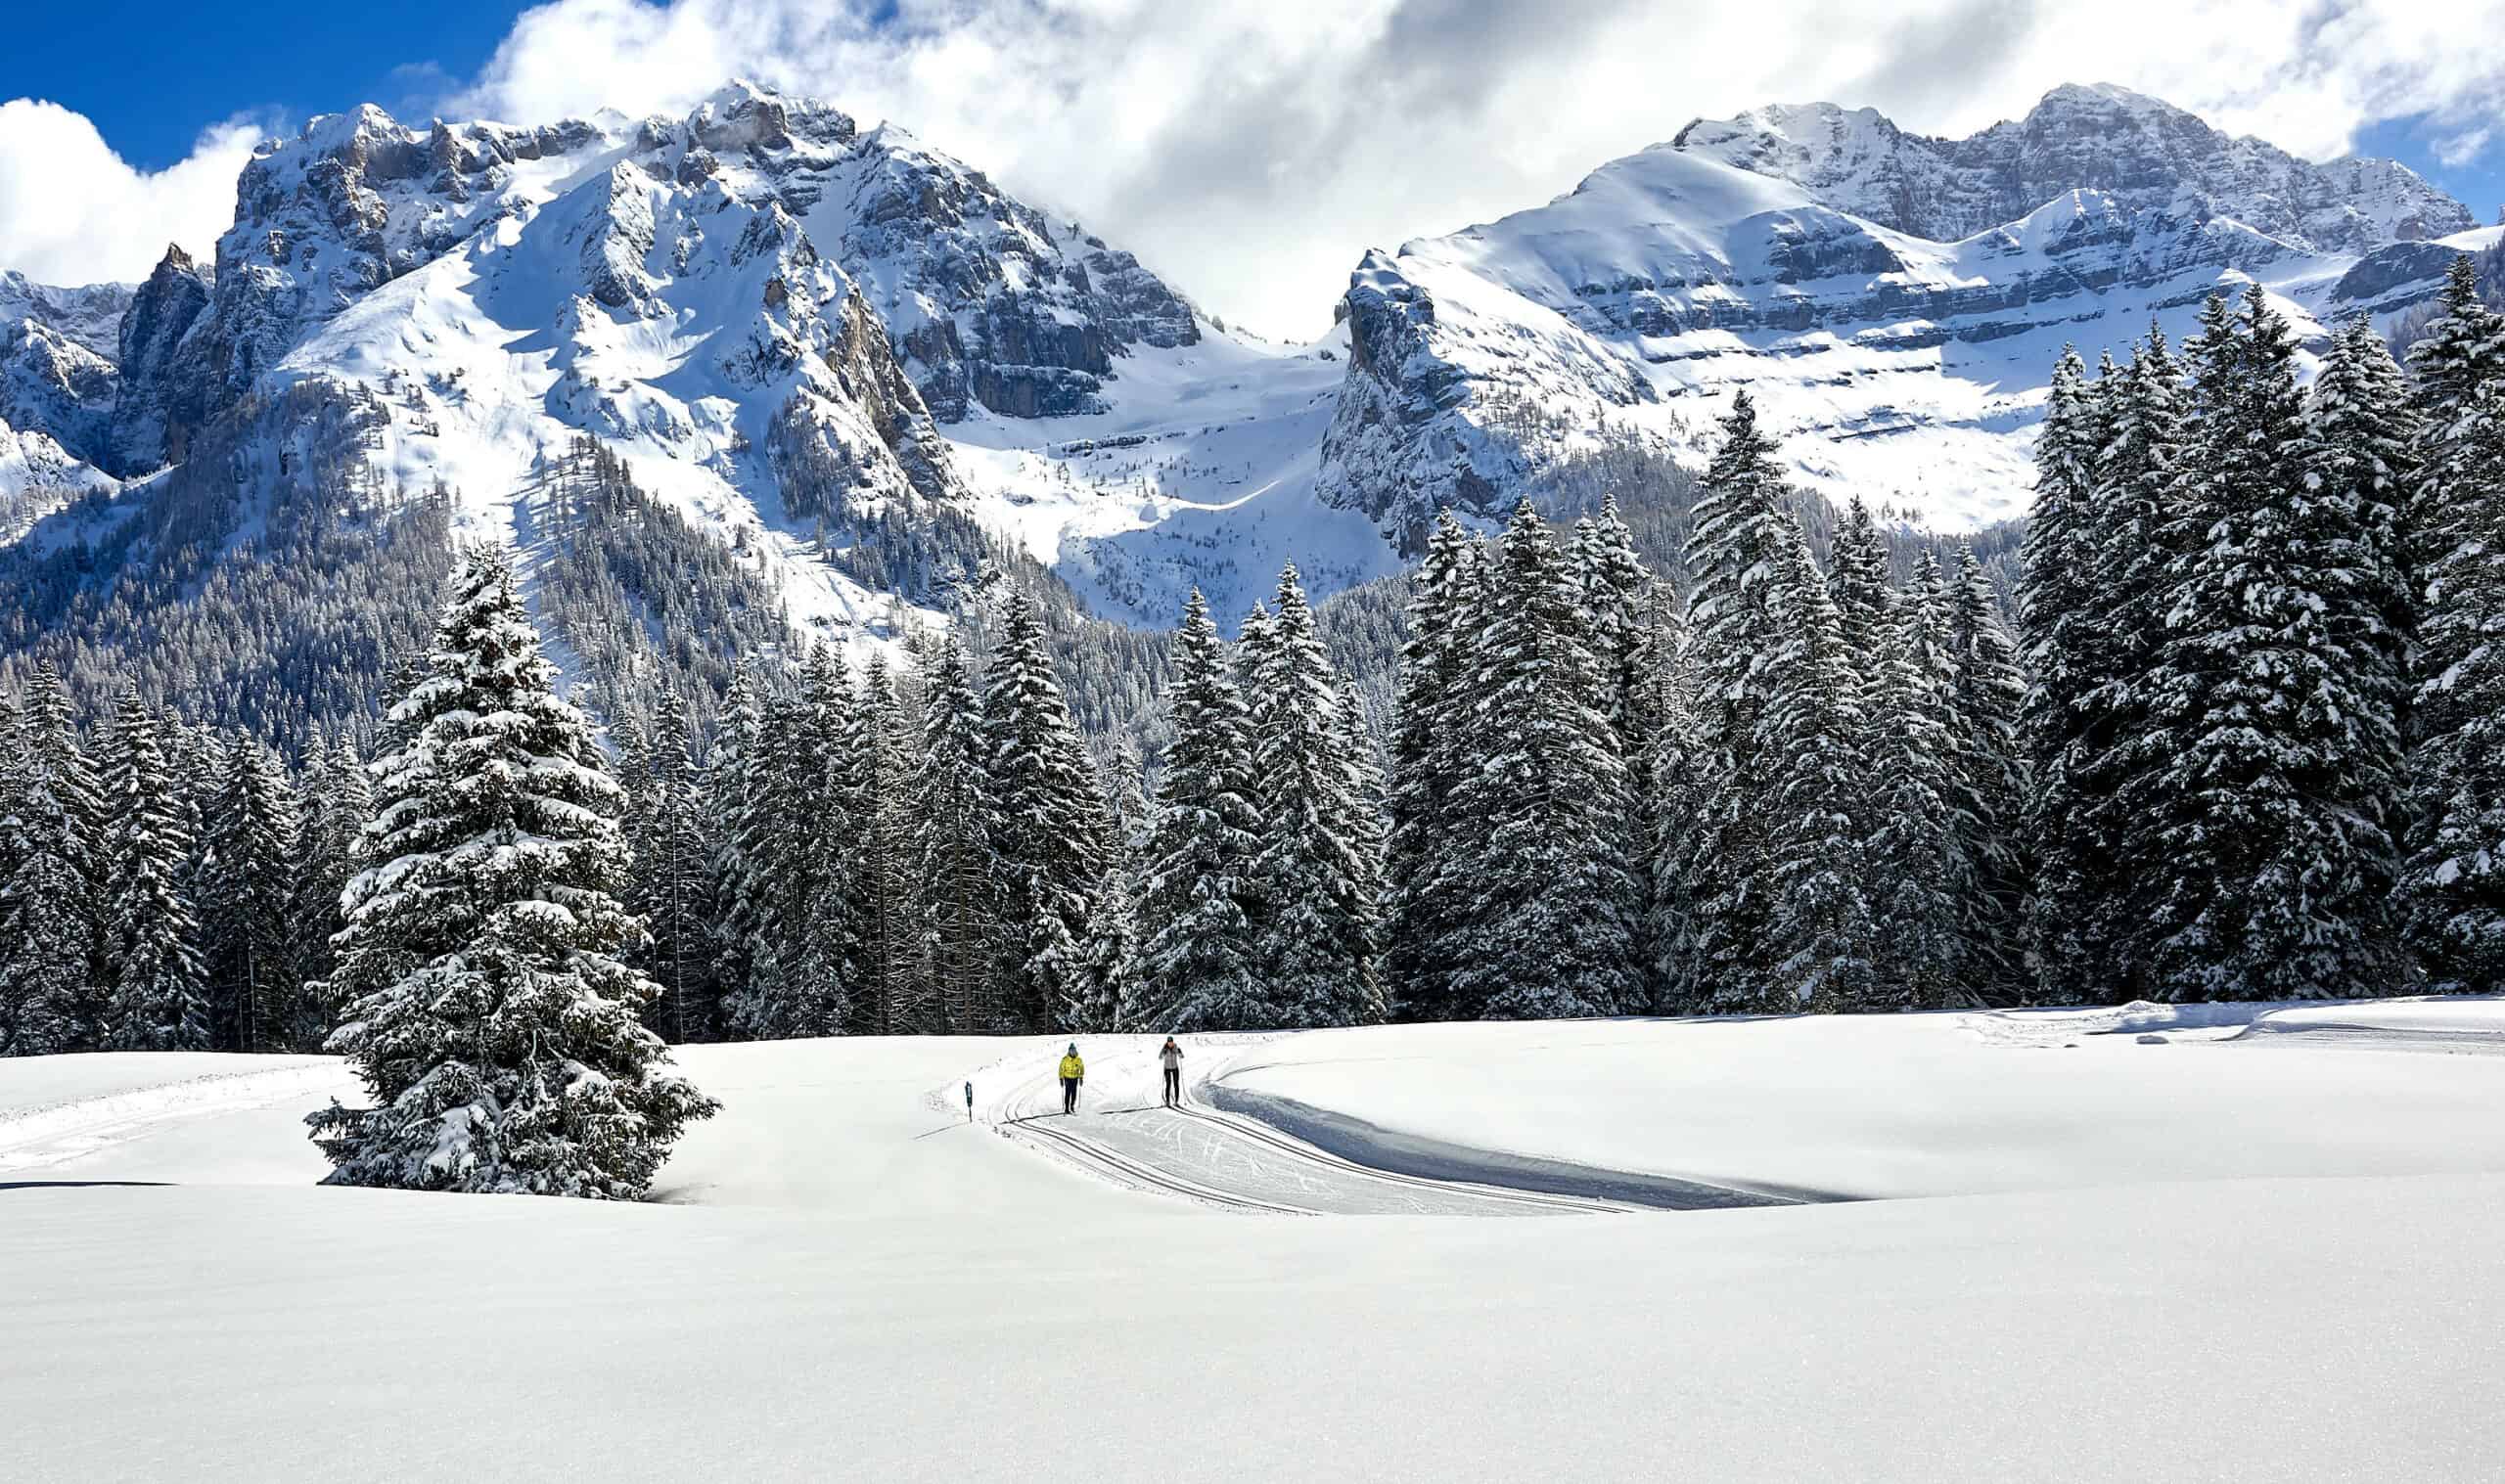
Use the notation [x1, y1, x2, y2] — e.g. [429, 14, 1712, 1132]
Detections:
[5, 1000, 2502, 1482]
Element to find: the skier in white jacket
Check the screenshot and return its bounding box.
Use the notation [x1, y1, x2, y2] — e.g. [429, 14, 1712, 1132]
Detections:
[1159, 1037, 1185, 1108]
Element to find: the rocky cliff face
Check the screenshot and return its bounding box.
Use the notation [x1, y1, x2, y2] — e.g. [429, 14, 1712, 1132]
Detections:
[1672, 83, 2472, 253]
[1320, 86, 2490, 544]
[0, 272, 133, 473]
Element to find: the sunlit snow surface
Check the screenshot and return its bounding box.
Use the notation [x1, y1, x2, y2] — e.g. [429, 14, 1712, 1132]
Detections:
[5, 1003, 2503, 1480]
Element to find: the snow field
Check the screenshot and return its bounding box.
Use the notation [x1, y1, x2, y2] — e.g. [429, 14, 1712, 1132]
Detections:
[4, 1005, 2503, 1479]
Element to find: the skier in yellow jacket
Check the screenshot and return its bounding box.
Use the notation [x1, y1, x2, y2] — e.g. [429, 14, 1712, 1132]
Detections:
[1058, 1045, 1085, 1114]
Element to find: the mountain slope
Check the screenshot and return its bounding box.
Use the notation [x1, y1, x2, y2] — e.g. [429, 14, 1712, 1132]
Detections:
[1317, 85, 2490, 547]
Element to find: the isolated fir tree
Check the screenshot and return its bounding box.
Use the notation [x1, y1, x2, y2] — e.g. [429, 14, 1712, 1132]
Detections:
[2397, 256, 2505, 993]
[309, 546, 715, 1199]
[100, 697, 211, 1052]
[1245, 564, 1384, 1028]
[1385, 513, 1480, 1022]
[1129, 591, 1267, 1031]
[981, 597, 1112, 1032]
[0, 662, 105, 1054]
[1445, 500, 1639, 1019]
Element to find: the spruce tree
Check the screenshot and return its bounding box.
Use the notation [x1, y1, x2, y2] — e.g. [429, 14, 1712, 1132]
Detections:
[1129, 591, 1267, 1031]
[309, 547, 715, 1198]
[0, 661, 105, 1054]
[1943, 545, 2031, 999]
[637, 692, 714, 1043]
[1673, 392, 1798, 1011]
[201, 741, 302, 1051]
[292, 728, 373, 1035]
[981, 597, 1111, 1032]
[853, 654, 921, 1035]
[1245, 564, 1384, 1028]
[915, 639, 1003, 1031]
[1760, 520, 1873, 1012]
[2137, 287, 2402, 999]
[1645, 589, 1708, 1012]
[2397, 256, 2505, 993]
[1862, 556, 1970, 1009]
[706, 658, 781, 1038]
[1445, 500, 1639, 1019]
[1385, 513, 1480, 1022]
[100, 696, 211, 1052]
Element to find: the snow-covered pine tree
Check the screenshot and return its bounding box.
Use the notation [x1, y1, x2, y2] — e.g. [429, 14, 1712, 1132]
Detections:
[637, 691, 714, 1043]
[290, 727, 372, 1037]
[1333, 687, 1390, 1017]
[95, 697, 210, 1051]
[1761, 518, 1874, 1012]
[1065, 744, 1149, 1034]
[1572, 493, 1659, 997]
[853, 654, 923, 1035]
[1672, 391, 1799, 1011]
[309, 545, 715, 1198]
[1826, 494, 1899, 858]
[2138, 287, 2403, 1000]
[200, 741, 302, 1051]
[1827, 495, 1898, 665]
[2397, 256, 2505, 993]
[0, 661, 105, 1054]
[980, 597, 1112, 1033]
[1645, 587, 1707, 1012]
[773, 646, 862, 1038]
[2021, 347, 2114, 999]
[1861, 555, 1972, 1010]
[706, 658, 781, 1037]
[99, 696, 211, 1052]
[1943, 545, 2031, 1000]
[915, 639, 1004, 1031]
[1386, 512, 1480, 1022]
[1245, 564, 1384, 1028]
[1128, 591, 1267, 1032]
[1445, 500, 1640, 1020]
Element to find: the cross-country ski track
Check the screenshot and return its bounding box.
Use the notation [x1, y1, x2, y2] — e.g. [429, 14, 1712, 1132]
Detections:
[977, 1034, 1794, 1215]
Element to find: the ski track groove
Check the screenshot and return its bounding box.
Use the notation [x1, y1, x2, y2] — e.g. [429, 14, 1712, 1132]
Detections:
[1010, 1115, 1315, 1216]
[1169, 1104, 1630, 1214]
[979, 1042, 1632, 1217]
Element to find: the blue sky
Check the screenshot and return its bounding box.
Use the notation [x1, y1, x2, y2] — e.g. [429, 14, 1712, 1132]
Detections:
[4, 1, 2502, 333]
[5, 2, 526, 169]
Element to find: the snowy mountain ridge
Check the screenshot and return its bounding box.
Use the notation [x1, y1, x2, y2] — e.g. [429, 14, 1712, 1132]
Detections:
[1318, 84, 2493, 546]
[0, 79, 2489, 654]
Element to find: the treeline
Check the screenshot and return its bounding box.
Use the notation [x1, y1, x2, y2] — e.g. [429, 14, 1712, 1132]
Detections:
[2027, 266, 2505, 1002]
[6, 258, 2501, 1057]
[0, 660, 366, 1055]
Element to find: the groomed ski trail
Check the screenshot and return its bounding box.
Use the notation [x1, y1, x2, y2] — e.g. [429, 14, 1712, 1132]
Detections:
[972, 1036, 1646, 1217]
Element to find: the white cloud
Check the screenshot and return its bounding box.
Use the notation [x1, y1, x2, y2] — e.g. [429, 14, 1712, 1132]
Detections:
[440, 0, 2505, 337]
[8, 1, 2505, 325]
[0, 99, 264, 288]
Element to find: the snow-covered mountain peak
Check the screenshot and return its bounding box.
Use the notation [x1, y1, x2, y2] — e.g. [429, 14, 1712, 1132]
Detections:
[1671, 83, 2474, 252]
[1318, 85, 2490, 545]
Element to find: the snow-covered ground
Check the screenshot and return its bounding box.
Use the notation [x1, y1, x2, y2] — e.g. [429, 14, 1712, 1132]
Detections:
[5, 1004, 2502, 1480]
